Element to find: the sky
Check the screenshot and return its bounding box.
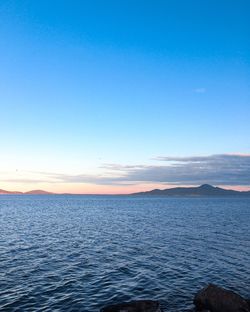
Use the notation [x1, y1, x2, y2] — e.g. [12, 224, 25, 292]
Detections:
[0, 0, 250, 193]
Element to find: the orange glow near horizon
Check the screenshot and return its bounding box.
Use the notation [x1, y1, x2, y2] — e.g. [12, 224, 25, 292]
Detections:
[219, 185, 250, 192]
[0, 182, 172, 194]
[1, 182, 250, 194]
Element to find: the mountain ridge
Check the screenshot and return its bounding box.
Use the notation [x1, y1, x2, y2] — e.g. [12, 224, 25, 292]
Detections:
[0, 189, 53, 195]
[131, 184, 250, 196]
[0, 185, 250, 196]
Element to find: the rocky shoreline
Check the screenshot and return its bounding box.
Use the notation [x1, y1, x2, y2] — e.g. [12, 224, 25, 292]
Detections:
[101, 284, 250, 312]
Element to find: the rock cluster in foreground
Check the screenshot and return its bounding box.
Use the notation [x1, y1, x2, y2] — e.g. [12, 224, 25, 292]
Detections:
[100, 284, 250, 312]
[194, 284, 250, 312]
[100, 300, 161, 312]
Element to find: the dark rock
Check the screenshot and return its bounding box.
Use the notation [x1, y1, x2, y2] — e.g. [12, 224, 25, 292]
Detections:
[100, 300, 162, 312]
[194, 284, 250, 312]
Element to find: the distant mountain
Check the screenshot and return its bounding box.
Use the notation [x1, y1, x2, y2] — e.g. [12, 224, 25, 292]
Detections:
[0, 189, 23, 194]
[24, 190, 53, 195]
[131, 184, 250, 197]
[1, 185, 250, 196]
[0, 189, 53, 195]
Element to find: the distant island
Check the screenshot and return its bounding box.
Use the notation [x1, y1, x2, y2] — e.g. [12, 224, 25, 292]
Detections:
[0, 189, 53, 195]
[131, 184, 250, 197]
[1, 184, 250, 196]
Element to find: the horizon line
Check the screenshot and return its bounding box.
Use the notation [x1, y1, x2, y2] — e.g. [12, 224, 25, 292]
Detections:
[1, 184, 250, 195]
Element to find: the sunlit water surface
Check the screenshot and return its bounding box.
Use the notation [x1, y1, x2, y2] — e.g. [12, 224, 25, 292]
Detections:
[0, 195, 249, 311]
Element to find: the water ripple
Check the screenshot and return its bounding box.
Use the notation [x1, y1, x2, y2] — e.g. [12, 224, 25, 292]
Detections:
[0, 195, 249, 311]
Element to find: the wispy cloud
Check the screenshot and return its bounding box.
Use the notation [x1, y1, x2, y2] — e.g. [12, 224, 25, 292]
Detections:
[2, 154, 250, 186]
[194, 87, 206, 93]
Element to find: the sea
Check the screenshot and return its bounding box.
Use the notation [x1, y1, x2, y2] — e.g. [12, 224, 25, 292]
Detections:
[0, 195, 249, 311]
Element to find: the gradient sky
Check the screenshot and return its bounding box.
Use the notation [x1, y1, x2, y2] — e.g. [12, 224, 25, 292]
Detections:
[0, 0, 250, 193]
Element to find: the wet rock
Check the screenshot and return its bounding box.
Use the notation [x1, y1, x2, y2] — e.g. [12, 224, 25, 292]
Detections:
[100, 299, 162, 312]
[194, 284, 250, 312]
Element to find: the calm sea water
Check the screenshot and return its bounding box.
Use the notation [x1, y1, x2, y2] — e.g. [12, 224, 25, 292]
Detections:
[0, 195, 249, 311]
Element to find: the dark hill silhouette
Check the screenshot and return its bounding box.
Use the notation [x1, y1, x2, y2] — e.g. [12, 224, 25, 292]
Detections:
[1, 185, 250, 196]
[24, 190, 53, 195]
[0, 189, 53, 195]
[131, 184, 250, 197]
[0, 189, 23, 194]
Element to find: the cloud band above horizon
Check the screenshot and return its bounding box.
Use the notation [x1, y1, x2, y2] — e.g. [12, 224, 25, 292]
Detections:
[2, 154, 250, 188]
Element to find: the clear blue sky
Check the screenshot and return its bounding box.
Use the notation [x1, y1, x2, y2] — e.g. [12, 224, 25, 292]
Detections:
[0, 0, 249, 193]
